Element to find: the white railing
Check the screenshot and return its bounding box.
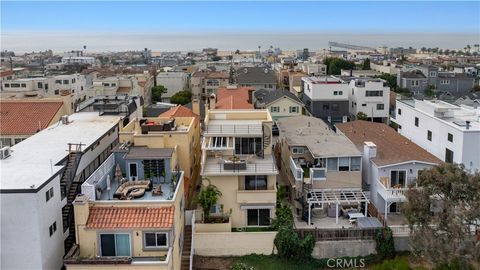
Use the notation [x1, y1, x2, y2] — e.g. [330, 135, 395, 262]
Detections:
[289, 156, 303, 182]
[376, 178, 408, 202]
[389, 225, 411, 236]
[190, 211, 195, 270]
[204, 124, 263, 135]
[81, 153, 116, 200]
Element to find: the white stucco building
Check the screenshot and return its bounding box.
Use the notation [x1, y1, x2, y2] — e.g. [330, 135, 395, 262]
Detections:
[348, 78, 390, 123]
[0, 113, 121, 270]
[392, 99, 480, 172]
[156, 71, 188, 102]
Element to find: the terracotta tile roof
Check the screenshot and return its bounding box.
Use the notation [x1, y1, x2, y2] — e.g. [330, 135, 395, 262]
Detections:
[86, 206, 175, 229]
[0, 101, 63, 135]
[216, 87, 254, 110]
[336, 121, 442, 167]
[1, 70, 13, 77]
[159, 105, 199, 120]
[117, 87, 132, 94]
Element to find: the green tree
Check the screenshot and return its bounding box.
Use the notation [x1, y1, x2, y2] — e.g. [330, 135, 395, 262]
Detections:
[170, 90, 192, 105]
[362, 58, 371, 70]
[323, 57, 355, 75]
[196, 179, 222, 222]
[375, 73, 397, 90]
[404, 164, 480, 268]
[356, 111, 368, 120]
[424, 85, 435, 98]
[151, 85, 168, 103]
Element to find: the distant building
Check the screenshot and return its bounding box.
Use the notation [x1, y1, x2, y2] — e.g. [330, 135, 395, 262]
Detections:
[236, 67, 277, 91]
[301, 76, 350, 124]
[156, 71, 188, 102]
[348, 78, 390, 123]
[254, 89, 304, 121]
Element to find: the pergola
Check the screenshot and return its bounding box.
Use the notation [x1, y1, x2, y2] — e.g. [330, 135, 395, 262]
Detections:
[306, 188, 370, 225]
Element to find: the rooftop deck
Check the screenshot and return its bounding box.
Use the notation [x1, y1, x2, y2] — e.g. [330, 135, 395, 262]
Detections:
[204, 120, 263, 136]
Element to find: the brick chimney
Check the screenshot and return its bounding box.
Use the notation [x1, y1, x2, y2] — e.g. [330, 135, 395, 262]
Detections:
[192, 97, 200, 116]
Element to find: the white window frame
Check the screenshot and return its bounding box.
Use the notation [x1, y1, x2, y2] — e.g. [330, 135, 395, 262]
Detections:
[291, 147, 305, 154]
[46, 187, 54, 202]
[289, 106, 298, 113]
[270, 106, 280, 113]
[143, 231, 169, 249]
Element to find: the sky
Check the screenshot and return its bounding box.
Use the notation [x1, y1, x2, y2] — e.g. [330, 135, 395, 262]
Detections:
[1, 1, 480, 52]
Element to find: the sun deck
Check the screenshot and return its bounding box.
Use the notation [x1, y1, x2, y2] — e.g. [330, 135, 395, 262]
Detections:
[202, 155, 277, 176]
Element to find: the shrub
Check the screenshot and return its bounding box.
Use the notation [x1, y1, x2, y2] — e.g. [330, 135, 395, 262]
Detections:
[372, 258, 411, 270]
[231, 262, 255, 270]
[375, 227, 395, 259]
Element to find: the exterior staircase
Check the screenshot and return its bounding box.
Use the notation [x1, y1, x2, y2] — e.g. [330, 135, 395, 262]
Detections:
[181, 225, 193, 270]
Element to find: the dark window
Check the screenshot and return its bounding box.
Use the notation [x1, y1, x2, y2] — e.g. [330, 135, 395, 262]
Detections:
[366, 90, 383, 97]
[100, 234, 116, 256]
[376, 104, 384, 110]
[247, 209, 270, 226]
[54, 90, 59, 95]
[37, 82, 43, 88]
[323, 104, 330, 111]
[445, 148, 454, 163]
[362, 104, 367, 107]
[448, 133, 453, 142]
[245, 175, 267, 190]
[63, 80, 69, 84]
[100, 234, 130, 256]
[331, 104, 339, 111]
[415, 117, 419, 127]
[338, 157, 350, 171]
[398, 108, 401, 115]
[427, 130, 432, 141]
[144, 232, 168, 248]
[45, 83, 48, 90]
[235, 137, 262, 155]
[49, 222, 57, 236]
[45, 187, 54, 202]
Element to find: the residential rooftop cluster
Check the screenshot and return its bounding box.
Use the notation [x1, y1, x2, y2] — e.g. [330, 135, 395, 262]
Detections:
[1, 40, 479, 270]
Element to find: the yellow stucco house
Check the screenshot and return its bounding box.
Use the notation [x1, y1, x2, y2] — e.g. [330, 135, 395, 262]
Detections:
[199, 109, 278, 229]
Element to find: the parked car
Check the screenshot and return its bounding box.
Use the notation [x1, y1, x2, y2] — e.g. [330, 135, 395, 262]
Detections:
[272, 123, 279, 136]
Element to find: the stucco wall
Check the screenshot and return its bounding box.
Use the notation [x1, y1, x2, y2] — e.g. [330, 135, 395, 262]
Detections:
[312, 240, 376, 259]
[194, 232, 277, 256]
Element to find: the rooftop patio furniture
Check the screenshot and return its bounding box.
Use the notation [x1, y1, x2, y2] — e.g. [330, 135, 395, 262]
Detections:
[113, 180, 152, 199]
[152, 185, 163, 196]
[129, 188, 145, 198]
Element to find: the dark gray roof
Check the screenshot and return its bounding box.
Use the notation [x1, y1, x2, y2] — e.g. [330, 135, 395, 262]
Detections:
[255, 89, 302, 106]
[236, 67, 276, 84]
[438, 72, 475, 79]
[124, 147, 174, 160]
[402, 71, 426, 79]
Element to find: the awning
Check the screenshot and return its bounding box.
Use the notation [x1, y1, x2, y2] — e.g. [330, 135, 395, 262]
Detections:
[307, 188, 369, 205]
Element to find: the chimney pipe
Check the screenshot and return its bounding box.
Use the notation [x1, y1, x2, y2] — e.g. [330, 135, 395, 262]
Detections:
[466, 121, 470, 130]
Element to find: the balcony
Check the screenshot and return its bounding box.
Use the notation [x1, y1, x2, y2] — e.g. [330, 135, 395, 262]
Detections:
[202, 155, 277, 176]
[204, 122, 263, 136]
[289, 156, 304, 182]
[376, 177, 416, 202]
[236, 189, 276, 204]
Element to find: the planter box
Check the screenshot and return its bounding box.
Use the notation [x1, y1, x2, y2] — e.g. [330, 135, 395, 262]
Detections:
[196, 218, 231, 233]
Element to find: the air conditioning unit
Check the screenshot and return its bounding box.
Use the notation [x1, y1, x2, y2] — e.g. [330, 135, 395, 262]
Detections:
[61, 115, 69, 124]
[0, 146, 11, 159]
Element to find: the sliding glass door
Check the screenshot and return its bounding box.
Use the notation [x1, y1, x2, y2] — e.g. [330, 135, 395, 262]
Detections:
[100, 233, 130, 256]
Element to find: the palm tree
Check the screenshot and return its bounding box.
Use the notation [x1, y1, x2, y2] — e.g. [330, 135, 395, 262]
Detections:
[421, 47, 426, 53]
[466, 44, 471, 52]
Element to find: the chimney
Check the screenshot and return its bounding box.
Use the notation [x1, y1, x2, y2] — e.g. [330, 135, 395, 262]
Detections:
[363, 141, 377, 159]
[466, 121, 471, 130]
[192, 97, 200, 116]
[248, 89, 254, 104]
[209, 94, 216, 110]
[73, 194, 90, 227]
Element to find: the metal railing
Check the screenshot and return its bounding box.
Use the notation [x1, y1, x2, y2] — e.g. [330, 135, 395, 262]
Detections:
[190, 211, 195, 270]
[297, 227, 380, 241]
[205, 124, 263, 135]
[203, 161, 277, 174]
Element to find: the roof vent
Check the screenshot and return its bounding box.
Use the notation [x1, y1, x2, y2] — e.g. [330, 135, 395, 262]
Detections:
[61, 115, 70, 125]
[0, 146, 12, 159]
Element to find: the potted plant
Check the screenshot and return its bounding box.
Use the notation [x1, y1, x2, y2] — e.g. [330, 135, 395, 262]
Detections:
[196, 178, 222, 223]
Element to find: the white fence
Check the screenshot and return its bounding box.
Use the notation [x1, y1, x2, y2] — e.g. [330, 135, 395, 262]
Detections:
[193, 231, 277, 256]
[289, 156, 303, 181]
[81, 153, 115, 200]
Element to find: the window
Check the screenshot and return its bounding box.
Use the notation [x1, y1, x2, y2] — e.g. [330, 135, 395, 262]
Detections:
[247, 209, 270, 226]
[45, 83, 48, 90]
[63, 80, 69, 84]
[72, 78, 76, 83]
[14, 138, 24, 144]
[440, 80, 450, 85]
[445, 148, 454, 163]
[338, 157, 350, 171]
[414, 117, 419, 127]
[289, 106, 299, 113]
[49, 222, 57, 236]
[55, 80, 62, 84]
[338, 91, 343, 95]
[21, 83, 26, 88]
[45, 187, 54, 202]
[100, 233, 131, 256]
[4, 83, 9, 88]
[210, 204, 221, 214]
[333, 91, 338, 95]
[448, 133, 453, 142]
[429, 71, 437, 77]
[0, 138, 12, 147]
[111, 83, 117, 87]
[397, 108, 402, 115]
[366, 91, 383, 97]
[235, 137, 262, 155]
[54, 90, 59, 95]
[270, 106, 280, 113]
[361, 104, 367, 107]
[144, 232, 168, 249]
[327, 158, 338, 171]
[323, 104, 330, 110]
[10, 83, 20, 87]
[245, 175, 267, 190]
[411, 80, 419, 86]
[291, 147, 304, 154]
[376, 104, 384, 110]
[211, 137, 227, 148]
[331, 104, 339, 111]
[37, 82, 43, 88]
[350, 157, 361, 171]
[427, 130, 432, 141]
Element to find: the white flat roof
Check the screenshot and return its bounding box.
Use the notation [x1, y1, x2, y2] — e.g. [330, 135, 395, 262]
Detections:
[0, 113, 120, 191]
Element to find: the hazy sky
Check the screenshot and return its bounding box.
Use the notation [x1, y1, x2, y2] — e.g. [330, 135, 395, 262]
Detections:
[2, 1, 479, 52]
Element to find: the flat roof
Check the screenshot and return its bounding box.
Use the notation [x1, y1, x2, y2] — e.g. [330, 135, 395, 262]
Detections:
[303, 76, 345, 84]
[0, 113, 120, 191]
[277, 116, 360, 157]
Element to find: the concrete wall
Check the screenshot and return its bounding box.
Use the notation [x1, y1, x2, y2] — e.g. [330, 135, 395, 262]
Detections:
[193, 232, 277, 256]
[393, 236, 411, 251]
[312, 240, 376, 259]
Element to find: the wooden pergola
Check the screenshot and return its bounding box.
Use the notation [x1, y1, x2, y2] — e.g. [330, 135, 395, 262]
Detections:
[306, 188, 370, 224]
